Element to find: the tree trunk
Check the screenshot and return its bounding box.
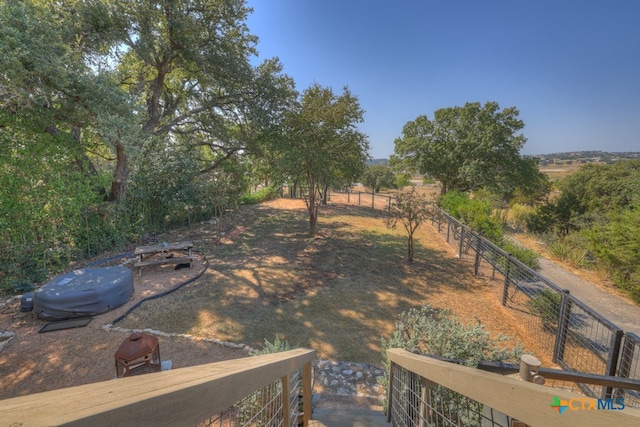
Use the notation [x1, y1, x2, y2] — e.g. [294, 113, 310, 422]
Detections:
[107, 141, 128, 202]
[407, 233, 414, 263]
[321, 183, 329, 205]
[309, 207, 318, 234]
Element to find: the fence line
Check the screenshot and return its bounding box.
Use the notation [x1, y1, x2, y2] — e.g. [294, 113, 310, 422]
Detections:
[431, 206, 636, 401]
[323, 188, 640, 405]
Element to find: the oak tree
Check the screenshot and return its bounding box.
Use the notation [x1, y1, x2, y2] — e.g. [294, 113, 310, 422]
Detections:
[393, 102, 543, 200]
[278, 84, 369, 234]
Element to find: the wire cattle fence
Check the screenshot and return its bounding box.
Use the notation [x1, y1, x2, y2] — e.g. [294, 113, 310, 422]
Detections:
[286, 187, 640, 404]
[199, 367, 303, 427]
[431, 207, 637, 403]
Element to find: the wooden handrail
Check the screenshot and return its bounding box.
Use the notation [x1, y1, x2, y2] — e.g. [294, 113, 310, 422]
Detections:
[387, 348, 640, 427]
[0, 348, 316, 427]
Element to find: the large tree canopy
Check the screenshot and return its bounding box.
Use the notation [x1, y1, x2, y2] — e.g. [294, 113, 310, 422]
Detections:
[1, 0, 296, 201]
[361, 164, 395, 193]
[0, 0, 297, 291]
[392, 101, 545, 200]
[276, 84, 369, 234]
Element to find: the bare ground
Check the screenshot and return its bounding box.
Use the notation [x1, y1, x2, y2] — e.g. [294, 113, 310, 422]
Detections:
[1, 198, 552, 401]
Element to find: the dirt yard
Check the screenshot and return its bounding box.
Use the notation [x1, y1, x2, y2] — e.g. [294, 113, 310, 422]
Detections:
[1, 198, 550, 401]
[0, 254, 249, 400]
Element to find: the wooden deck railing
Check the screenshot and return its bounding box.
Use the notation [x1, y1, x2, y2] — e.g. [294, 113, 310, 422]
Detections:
[0, 348, 316, 427]
[386, 348, 640, 427]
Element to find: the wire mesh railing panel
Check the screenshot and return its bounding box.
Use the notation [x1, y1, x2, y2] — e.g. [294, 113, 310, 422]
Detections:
[288, 368, 303, 424]
[618, 333, 640, 408]
[558, 296, 621, 397]
[389, 363, 510, 427]
[503, 278, 562, 354]
[198, 378, 288, 427]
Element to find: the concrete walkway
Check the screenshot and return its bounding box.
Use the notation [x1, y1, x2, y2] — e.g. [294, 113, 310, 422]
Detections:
[537, 258, 640, 336]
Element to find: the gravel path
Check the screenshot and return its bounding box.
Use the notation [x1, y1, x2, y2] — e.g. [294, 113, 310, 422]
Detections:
[537, 258, 640, 336]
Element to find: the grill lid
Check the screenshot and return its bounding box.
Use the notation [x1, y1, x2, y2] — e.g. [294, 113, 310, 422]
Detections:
[114, 332, 158, 362]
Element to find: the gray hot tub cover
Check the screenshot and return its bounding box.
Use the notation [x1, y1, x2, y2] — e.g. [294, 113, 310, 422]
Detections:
[33, 266, 134, 321]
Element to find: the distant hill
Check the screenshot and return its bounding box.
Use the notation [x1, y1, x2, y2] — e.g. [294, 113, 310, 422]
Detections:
[367, 158, 388, 166]
[529, 151, 640, 166]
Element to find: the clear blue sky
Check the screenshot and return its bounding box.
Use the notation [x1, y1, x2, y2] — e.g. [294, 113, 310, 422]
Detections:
[246, 0, 640, 159]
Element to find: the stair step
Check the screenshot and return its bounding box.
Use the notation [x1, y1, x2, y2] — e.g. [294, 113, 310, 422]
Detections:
[309, 394, 388, 426]
[310, 407, 388, 426]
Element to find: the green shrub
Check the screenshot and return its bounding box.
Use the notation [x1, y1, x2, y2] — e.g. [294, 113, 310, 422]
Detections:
[381, 304, 522, 368]
[508, 203, 536, 232]
[394, 173, 412, 189]
[500, 241, 539, 270]
[439, 191, 504, 241]
[548, 239, 570, 260]
[583, 206, 640, 301]
[528, 289, 562, 332]
[255, 335, 293, 355]
[240, 187, 279, 205]
[381, 305, 523, 424]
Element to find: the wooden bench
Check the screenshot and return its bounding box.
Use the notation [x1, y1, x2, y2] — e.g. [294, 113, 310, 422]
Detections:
[134, 241, 193, 276]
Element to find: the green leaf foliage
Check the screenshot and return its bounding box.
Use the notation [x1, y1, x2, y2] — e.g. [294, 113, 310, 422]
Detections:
[0, 0, 300, 294]
[583, 205, 640, 300]
[560, 159, 640, 215]
[361, 164, 395, 193]
[386, 188, 433, 262]
[439, 191, 503, 242]
[527, 160, 640, 298]
[275, 84, 370, 234]
[381, 304, 523, 367]
[393, 102, 545, 201]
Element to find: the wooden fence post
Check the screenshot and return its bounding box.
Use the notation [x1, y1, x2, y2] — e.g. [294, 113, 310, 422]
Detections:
[281, 374, 291, 427]
[513, 355, 545, 427]
[302, 362, 312, 426]
[386, 363, 395, 423]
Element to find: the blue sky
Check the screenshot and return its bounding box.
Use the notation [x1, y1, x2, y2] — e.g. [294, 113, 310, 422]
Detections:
[246, 0, 640, 159]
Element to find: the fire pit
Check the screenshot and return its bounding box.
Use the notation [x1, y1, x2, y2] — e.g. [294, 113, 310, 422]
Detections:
[114, 332, 161, 378]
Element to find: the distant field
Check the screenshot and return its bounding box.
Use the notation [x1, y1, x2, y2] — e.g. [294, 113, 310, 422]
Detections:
[538, 161, 584, 181]
[536, 151, 640, 181]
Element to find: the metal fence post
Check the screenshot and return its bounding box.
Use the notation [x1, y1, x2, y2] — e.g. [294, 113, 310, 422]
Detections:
[474, 235, 481, 276]
[501, 254, 511, 306]
[553, 290, 572, 364]
[603, 329, 624, 399]
[446, 221, 450, 242]
[614, 334, 637, 401]
[458, 226, 464, 258]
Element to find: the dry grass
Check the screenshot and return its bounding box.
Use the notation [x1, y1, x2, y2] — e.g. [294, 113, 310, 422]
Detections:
[118, 198, 537, 365]
[511, 233, 634, 304]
